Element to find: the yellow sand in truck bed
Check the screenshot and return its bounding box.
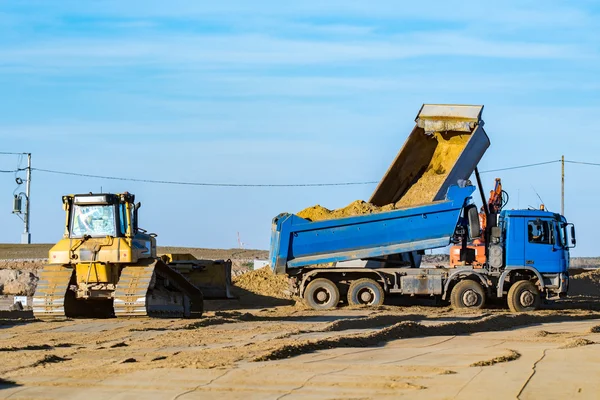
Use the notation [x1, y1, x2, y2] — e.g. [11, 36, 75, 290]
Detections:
[298, 132, 469, 222]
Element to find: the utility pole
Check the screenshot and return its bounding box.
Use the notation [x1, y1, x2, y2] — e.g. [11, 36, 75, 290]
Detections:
[21, 153, 32, 244]
[5, 151, 31, 243]
[561, 155, 565, 216]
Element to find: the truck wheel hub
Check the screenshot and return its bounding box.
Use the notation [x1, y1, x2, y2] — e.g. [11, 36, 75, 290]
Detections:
[316, 289, 329, 303]
[359, 289, 374, 303]
[520, 291, 535, 307]
[462, 290, 479, 307]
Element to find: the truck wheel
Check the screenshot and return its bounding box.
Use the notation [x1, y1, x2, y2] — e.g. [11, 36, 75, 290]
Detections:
[303, 278, 340, 310]
[347, 278, 385, 307]
[507, 280, 541, 312]
[450, 280, 486, 309]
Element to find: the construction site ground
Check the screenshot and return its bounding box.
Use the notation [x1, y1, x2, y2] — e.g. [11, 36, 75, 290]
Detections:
[1, 246, 600, 399]
[1, 289, 600, 398]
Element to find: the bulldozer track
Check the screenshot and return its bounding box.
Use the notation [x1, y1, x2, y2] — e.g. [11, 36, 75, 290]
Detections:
[114, 260, 204, 318]
[32, 265, 74, 320]
[113, 265, 156, 317]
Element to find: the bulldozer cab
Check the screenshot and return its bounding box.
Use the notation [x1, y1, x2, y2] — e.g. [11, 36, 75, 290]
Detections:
[65, 193, 138, 239]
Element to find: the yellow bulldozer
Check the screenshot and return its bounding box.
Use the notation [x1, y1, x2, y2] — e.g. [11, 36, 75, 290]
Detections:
[32, 192, 232, 319]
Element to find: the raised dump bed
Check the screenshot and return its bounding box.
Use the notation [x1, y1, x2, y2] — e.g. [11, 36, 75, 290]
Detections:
[270, 185, 476, 274]
[370, 104, 490, 207]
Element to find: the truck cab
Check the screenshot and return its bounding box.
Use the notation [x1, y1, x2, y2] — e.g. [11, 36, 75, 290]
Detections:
[503, 210, 573, 273]
[498, 209, 575, 303]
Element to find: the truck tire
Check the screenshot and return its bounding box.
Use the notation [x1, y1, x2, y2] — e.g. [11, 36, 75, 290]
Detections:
[347, 278, 385, 307]
[507, 280, 541, 312]
[450, 280, 486, 309]
[303, 278, 340, 310]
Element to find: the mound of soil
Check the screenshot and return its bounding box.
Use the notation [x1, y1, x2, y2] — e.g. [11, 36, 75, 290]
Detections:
[232, 267, 291, 300]
[0, 260, 46, 271]
[560, 338, 595, 349]
[569, 269, 600, 297]
[0, 270, 38, 296]
[397, 132, 468, 207]
[297, 132, 468, 222]
[298, 200, 395, 222]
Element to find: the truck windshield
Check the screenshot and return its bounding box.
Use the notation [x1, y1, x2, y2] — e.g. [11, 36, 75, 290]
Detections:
[71, 204, 117, 238]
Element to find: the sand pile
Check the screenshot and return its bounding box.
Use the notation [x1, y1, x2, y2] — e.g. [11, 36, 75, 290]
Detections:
[560, 338, 595, 349]
[569, 269, 600, 297]
[232, 267, 291, 300]
[0, 269, 38, 296]
[470, 350, 521, 367]
[396, 132, 468, 207]
[298, 200, 395, 222]
[0, 260, 46, 271]
[298, 132, 468, 222]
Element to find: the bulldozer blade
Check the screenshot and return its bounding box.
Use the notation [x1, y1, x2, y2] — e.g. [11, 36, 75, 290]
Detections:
[162, 255, 234, 299]
[32, 265, 74, 320]
[191, 261, 234, 299]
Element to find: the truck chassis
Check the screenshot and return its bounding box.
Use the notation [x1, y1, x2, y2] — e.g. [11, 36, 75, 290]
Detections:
[290, 264, 568, 313]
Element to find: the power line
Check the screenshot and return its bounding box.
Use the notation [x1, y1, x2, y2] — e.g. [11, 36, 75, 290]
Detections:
[478, 160, 561, 174]
[0, 152, 29, 155]
[32, 168, 379, 187]
[0, 167, 26, 173]
[24, 158, 600, 188]
[565, 160, 600, 167]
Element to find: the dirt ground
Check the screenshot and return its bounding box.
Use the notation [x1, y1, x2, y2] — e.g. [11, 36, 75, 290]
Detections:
[1, 265, 600, 399]
[1, 244, 600, 399]
[2, 303, 600, 399]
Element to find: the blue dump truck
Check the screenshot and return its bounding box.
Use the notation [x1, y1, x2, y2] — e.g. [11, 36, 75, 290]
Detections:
[270, 105, 576, 312]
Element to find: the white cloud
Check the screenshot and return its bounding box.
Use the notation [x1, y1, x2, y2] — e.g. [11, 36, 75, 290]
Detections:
[0, 32, 589, 75]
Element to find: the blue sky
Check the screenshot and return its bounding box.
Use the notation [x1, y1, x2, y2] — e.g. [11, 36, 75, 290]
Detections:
[0, 1, 598, 256]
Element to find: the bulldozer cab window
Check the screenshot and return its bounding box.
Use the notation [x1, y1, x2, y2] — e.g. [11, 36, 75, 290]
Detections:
[527, 220, 553, 245]
[71, 205, 117, 238]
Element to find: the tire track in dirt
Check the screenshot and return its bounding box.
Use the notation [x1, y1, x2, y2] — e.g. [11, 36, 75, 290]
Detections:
[254, 312, 600, 362]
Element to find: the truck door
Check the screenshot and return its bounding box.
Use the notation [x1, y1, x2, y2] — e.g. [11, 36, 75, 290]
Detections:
[523, 218, 562, 273]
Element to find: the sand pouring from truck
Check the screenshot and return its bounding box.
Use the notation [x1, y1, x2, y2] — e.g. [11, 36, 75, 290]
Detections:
[270, 104, 577, 312]
[32, 192, 233, 319]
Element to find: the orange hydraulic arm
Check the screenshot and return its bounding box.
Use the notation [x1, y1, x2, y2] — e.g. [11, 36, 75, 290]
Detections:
[479, 178, 502, 233]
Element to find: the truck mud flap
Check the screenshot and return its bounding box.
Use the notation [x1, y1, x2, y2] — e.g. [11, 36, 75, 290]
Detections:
[32, 265, 74, 320]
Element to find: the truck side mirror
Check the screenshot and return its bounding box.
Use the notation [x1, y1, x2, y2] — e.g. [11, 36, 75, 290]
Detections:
[564, 223, 576, 248]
